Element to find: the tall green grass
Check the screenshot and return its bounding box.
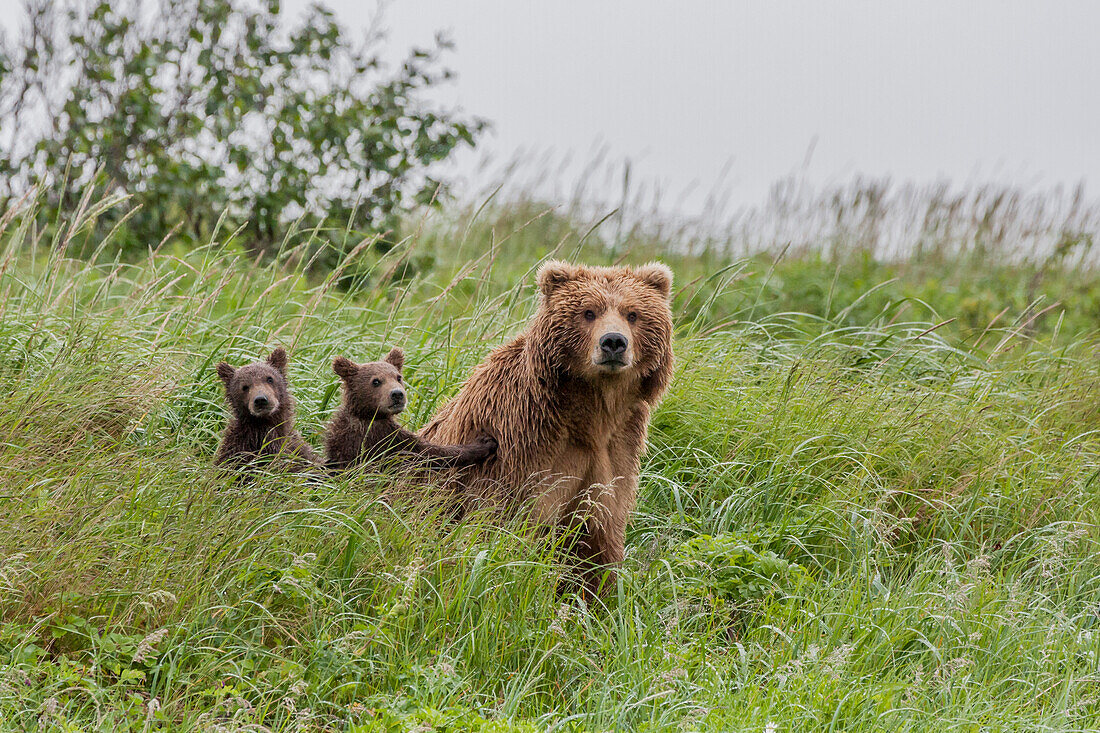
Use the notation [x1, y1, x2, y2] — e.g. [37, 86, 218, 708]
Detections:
[0, 189, 1098, 731]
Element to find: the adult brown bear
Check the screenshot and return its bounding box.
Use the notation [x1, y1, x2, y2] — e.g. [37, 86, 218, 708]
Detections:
[420, 260, 674, 595]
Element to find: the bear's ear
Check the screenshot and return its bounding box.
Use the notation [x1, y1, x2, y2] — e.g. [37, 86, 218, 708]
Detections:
[634, 262, 673, 299]
[536, 260, 580, 298]
[384, 347, 405, 371]
[332, 356, 358, 381]
[266, 347, 288, 375]
[216, 362, 236, 387]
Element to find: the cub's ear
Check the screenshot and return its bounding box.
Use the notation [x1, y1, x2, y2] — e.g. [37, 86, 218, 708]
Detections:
[634, 262, 673, 299]
[216, 362, 236, 387]
[384, 347, 405, 371]
[266, 347, 288, 375]
[332, 356, 358, 381]
[536, 260, 580, 298]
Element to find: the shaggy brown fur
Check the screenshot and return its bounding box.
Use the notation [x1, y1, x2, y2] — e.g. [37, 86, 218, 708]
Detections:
[215, 347, 318, 471]
[420, 261, 675, 595]
[324, 347, 497, 472]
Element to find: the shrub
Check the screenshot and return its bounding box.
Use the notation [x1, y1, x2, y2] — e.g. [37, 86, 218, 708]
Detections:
[671, 532, 811, 624]
[0, 0, 485, 264]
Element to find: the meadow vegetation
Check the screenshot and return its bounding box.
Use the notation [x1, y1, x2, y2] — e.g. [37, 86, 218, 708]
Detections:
[0, 185, 1099, 731]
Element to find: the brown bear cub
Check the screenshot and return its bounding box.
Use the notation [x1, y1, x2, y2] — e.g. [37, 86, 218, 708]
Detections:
[215, 347, 318, 471]
[324, 347, 497, 472]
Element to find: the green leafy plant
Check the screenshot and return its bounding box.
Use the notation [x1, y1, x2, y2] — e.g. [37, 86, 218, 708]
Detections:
[350, 701, 543, 733]
[671, 532, 811, 621]
[0, 0, 485, 266]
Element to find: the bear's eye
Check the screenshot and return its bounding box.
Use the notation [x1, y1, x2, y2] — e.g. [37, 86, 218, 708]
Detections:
[584, 310, 596, 322]
[266, 376, 274, 384]
[627, 311, 638, 323]
[241, 385, 249, 393]
[371, 378, 382, 387]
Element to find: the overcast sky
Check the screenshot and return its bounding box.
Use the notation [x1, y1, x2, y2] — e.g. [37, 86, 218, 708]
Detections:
[4, 0, 1098, 218]
[357, 1, 1100, 216]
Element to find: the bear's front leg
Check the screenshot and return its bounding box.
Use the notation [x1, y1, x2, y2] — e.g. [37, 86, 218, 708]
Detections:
[572, 406, 647, 598]
[562, 469, 633, 600]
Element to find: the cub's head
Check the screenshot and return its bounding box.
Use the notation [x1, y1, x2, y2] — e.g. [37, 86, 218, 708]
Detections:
[534, 260, 674, 381]
[217, 347, 292, 422]
[332, 347, 407, 419]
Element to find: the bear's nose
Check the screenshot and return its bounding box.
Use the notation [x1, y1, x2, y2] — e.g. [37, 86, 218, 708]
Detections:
[252, 395, 270, 409]
[599, 332, 628, 356]
[390, 389, 406, 403]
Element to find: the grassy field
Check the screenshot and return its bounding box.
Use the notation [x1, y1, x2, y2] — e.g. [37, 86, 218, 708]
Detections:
[1, 189, 1099, 731]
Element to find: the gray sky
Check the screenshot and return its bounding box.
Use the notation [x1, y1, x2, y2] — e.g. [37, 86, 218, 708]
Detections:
[365, 1, 1100, 216]
[4, 0, 1098, 218]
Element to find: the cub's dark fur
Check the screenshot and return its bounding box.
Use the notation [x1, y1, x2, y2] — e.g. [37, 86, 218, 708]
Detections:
[324, 347, 496, 471]
[215, 347, 318, 471]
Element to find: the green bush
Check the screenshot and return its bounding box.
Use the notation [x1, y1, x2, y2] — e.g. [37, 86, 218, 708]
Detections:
[671, 532, 811, 621]
[0, 0, 484, 264]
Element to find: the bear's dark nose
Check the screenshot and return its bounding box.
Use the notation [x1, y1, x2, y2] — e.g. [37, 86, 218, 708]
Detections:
[390, 389, 406, 404]
[252, 395, 270, 410]
[599, 332, 628, 357]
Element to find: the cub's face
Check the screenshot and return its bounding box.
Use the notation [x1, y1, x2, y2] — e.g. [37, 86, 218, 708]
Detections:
[217, 347, 291, 421]
[333, 347, 407, 418]
[536, 261, 674, 381]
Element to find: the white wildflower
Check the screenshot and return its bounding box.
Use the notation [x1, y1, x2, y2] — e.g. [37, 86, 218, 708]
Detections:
[659, 667, 687, 683]
[941, 542, 955, 573]
[334, 629, 372, 653]
[823, 644, 853, 679]
[0, 553, 29, 590]
[292, 553, 317, 568]
[389, 556, 425, 613]
[139, 589, 178, 616]
[966, 554, 990, 577]
[293, 707, 314, 731]
[133, 628, 168, 663]
[549, 602, 572, 637]
[933, 656, 973, 683]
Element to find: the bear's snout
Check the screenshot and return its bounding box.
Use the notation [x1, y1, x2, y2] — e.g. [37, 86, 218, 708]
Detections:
[249, 391, 278, 417]
[389, 387, 406, 413]
[600, 332, 628, 356]
[596, 331, 630, 369]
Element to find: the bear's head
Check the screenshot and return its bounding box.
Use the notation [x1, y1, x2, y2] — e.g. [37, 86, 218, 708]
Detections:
[332, 347, 407, 419]
[533, 260, 673, 383]
[217, 347, 293, 422]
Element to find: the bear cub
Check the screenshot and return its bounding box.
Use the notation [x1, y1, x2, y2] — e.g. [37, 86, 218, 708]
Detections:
[215, 347, 318, 471]
[324, 347, 497, 471]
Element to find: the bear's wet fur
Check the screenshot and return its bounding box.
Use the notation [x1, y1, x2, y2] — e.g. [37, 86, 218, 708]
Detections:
[324, 347, 497, 472]
[420, 261, 675, 597]
[215, 347, 318, 471]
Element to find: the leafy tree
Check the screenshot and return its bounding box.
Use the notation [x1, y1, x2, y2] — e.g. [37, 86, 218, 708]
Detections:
[0, 0, 485, 266]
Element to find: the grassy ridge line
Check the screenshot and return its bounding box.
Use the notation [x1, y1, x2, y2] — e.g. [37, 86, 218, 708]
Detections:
[0, 194, 1099, 730]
